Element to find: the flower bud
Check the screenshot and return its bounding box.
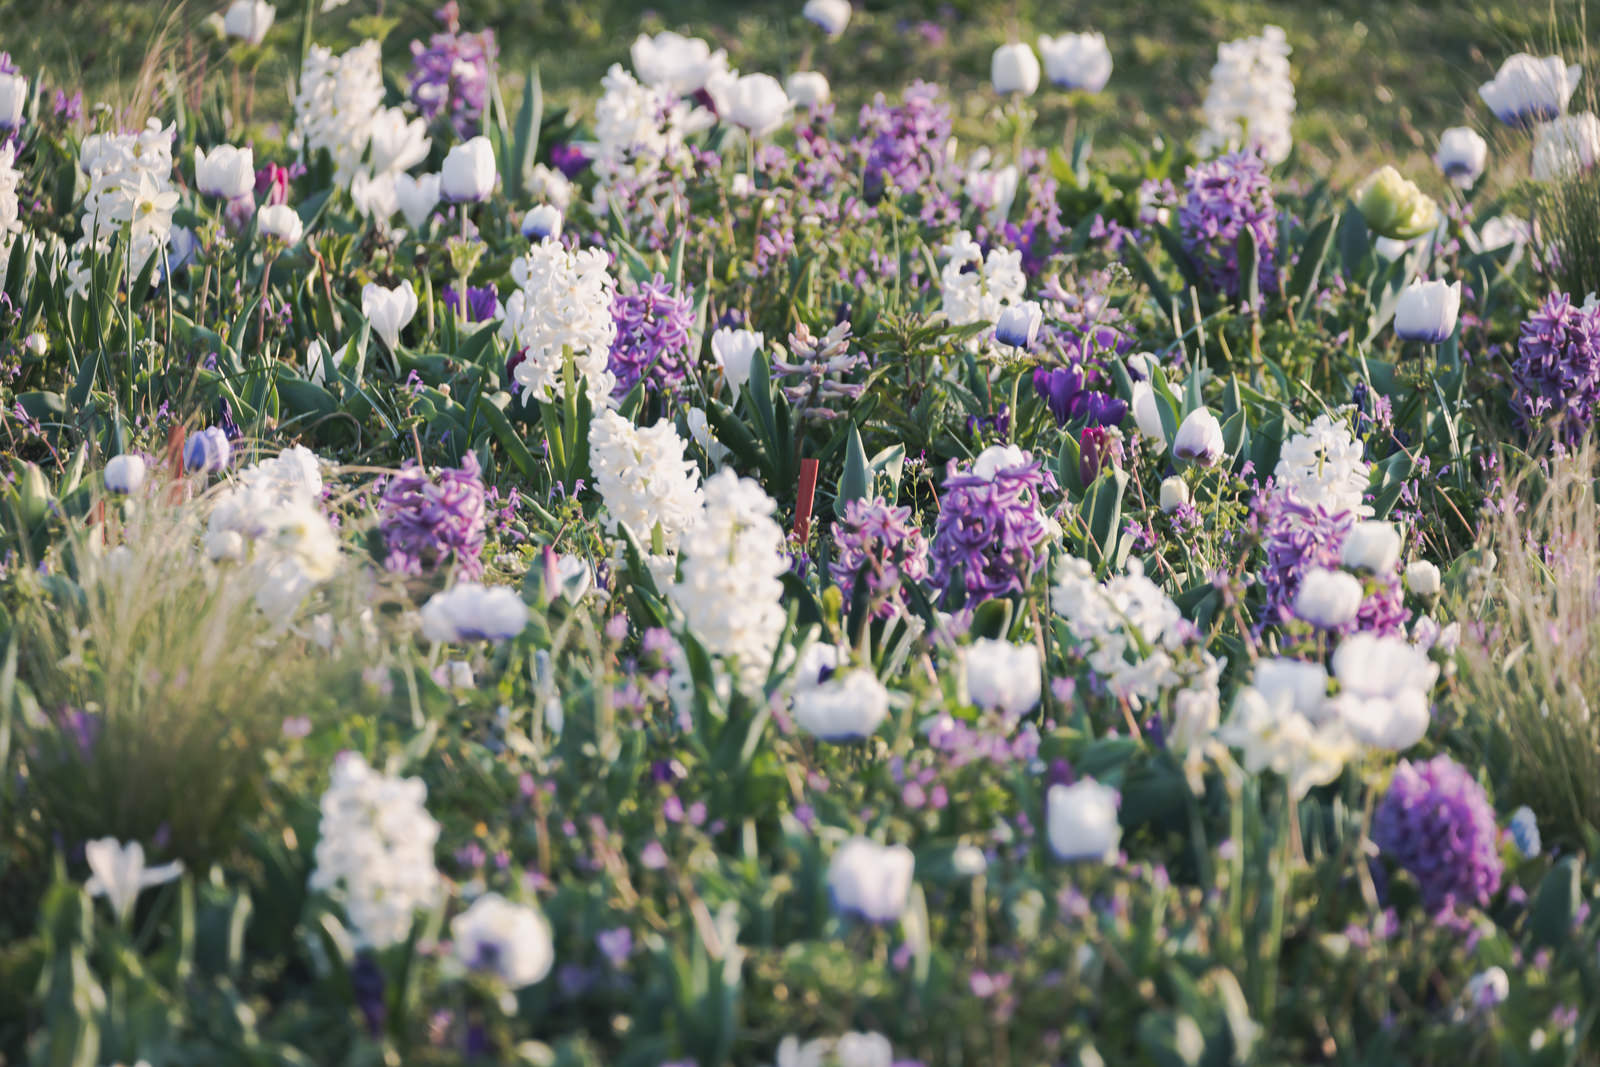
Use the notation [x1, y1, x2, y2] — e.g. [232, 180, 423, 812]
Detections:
[991, 42, 1041, 97]
[257, 203, 303, 245]
[1434, 127, 1487, 188]
[441, 136, 497, 203]
[1293, 567, 1364, 629]
[1172, 407, 1224, 467]
[1355, 165, 1439, 240]
[1404, 559, 1441, 598]
[183, 427, 231, 474]
[1037, 32, 1112, 93]
[103, 454, 147, 494]
[1394, 278, 1460, 343]
[801, 0, 852, 39]
[994, 300, 1043, 350]
[520, 204, 562, 241]
[785, 71, 830, 108]
[1478, 53, 1581, 127]
[1046, 778, 1120, 861]
[1159, 476, 1190, 512]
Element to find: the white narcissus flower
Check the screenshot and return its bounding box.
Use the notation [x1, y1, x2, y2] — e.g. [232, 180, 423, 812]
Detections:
[361, 280, 418, 351]
[793, 670, 891, 740]
[711, 328, 764, 391]
[802, 0, 852, 38]
[420, 583, 530, 643]
[991, 42, 1041, 97]
[1045, 778, 1120, 861]
[1324, 631, 1439, 750]
[1478, 53, 1582, 126]
[963, 638, 1041, 718]
[520, 204, 562, 240]
[194, 144, 255, 199]
[724, 73, 792, 139]
[0, 72, 26, 129]
[84, 838, 183, 924]
[684, 406, 730, 466]
[1393, 278, 1461, 343]
[223, 0, 275, 44]
[1293, 567, 1364, 629]
[393, 172, 441, 231]
[1341, 521, 1401, 574]
[1405, 560, 1441, 598]
[366, 106, 430, 175]
[1172, 407, 1224, 467]
[440, 136, 497, 203]
[257, 203, 303, 245]
[1216, 685, 1355, 798]
[1037, 32, 1113, 93]
[994, 300, 1043, 350]
[785, 71, 830, 108]
[827, 837, 914, 923]
[1434, 127, 1487, 188]
[104, 454, 148, 494]
[451, 893, 554, 988]
[1530, 113, 1600, 182]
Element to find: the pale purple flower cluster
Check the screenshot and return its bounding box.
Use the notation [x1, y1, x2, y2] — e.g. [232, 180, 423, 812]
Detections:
[1256, 491, 1408, 636]
[830, 497, 930, 618]
[1510, 291, 1600, 448]
[772, 320, 868, 418]
[379, 452, 487, 577]
[1179, 151, 1279, 306]
[1373, 755, 1503, 914]
[930, 451, 1054, 603]
[408, 5, 497, 139]
[607, 274, 694, 396]
[855, 81, 959, 217]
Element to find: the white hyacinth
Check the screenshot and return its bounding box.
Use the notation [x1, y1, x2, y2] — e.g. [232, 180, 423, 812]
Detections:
[588, 409, 704, 561]
[1194, 25, 1296, 166]
[938, 230, 1027, 352]
[1272, 413, 1371, 517]
[205, 447, 340, 619]
[293, 41, 385, 188]
[499, 238, 618, 406]
[309, 752, 442, 949]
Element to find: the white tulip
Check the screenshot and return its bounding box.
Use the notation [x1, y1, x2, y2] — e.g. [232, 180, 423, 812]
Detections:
[85, 838, 183, 925]
[1037, 32, 1112, 93]
[1131, 380, 1167, 448]
[1045, 778, 1121, 861]
[394, 172, 441, 231]
[420, 582, 529, 643]
[802, 0, 852, 38]
[194, 144, 255, 200]
[520, 204, 562, 241]
[785, 71, 831, 108]
[1404, 560, 1441, 598]
[711, 327, 764, 391]
[793, 670, 891, 740]
[1340, 521, 1401, 574]
[452, 893, 554, 988]
[0, 72, 26, 129]
[222, 0, 275, 44]
[440, 136, 497, 203]
[994, 301, 1043, 350]
[827, 837, 914, 923]
[1393, 278, 1460, 343]
[1530, 112, 1600, 182]
[349, 169, 398, 222]
[1434, 127, 1487, 188]
[1478, 53, 1581, 126]
[1172, 407, 1224, 467]
[629, 31, 728, 96]
[257, 203, 303, 245]
[1159, 475, 1190, 512]
[361, 280, 418, 351]
[963, 638, 1041, 718]
[991, 42, 1041, 97]
[724, 73, 792, 139]
[1293, 567, 1364, 629]
[104, 454, 147, 494]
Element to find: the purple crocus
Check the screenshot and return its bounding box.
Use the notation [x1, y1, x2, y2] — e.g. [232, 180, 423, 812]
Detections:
[1032, 365, 1127, 428]
[1178, 150, 1279, 306]
[443, 283, 499, 323]
[1373, 755, 1503, 914]
[378, 452, 487, 577]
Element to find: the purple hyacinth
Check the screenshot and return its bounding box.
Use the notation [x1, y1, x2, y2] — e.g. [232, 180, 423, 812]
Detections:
[1178, 151, 1279, 306]
[930, 448, 1054, 604]
[443, 283, 499, 323]
[855, 81, 958, 205]
[408, 4, 496, 139]
[1510, 291, 1600, 449]
[1373, 756, 1503, 914]
[378, 452, 487, 578]
[830, 496, 930, 619]
[607, 274, 694, 397]
[1255, 490, 1408, 637]
[1032, 365, 1127, 428]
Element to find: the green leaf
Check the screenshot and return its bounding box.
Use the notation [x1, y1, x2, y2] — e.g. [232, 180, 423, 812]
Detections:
[968, 598, 1014, 641]
[837, 422, 870, 505]
[1528, 856, 1581, 950]
[1289, 211, 1339, 307]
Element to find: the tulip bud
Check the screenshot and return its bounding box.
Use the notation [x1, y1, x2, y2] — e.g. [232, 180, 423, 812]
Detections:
[785, 71, 830, 108]
[1172, 408, 1224, 467]
[1046, 778, 1121, 861]
[520, 204, 562, 241]
[994, 301, 1043, 350]
[195, 144, 256, 200]
[1405, 560, 1441, 598]
[991, 42, 1041, 97]
[1293, 567, 1364, 629]
[1078, 425, 1122, 485]
[257, 203, 303, 246]
[441, 136, 498, 203]
[1355, 165, 1439, 240]
[724, 73, 793, 138]
[23, 332, 47, 356]
[1393, 278, 1461, 343]
[1159, 476, 1190, 512]
[15, 461, 52, 527]
[222, 0, 275, 44]
[1434, 127, 1488, 188]
[827, 838, 914, 923]
[183, 426, 231, 474]
[711, 327, 764, 391]
[1340, 521, 1401, 574]
[103, 454, 147, 494]
[0, 72, 27, 130]
[1131, 380, 1167, 449]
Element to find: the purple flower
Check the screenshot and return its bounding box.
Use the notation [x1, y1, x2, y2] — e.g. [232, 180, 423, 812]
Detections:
[1032, 365, 1126, 428]
[408, 9, 496, 139]
[1255, 491, 1408, 637]
[378, 452, 487, 577]
[549, 142, 589, 179]
[596, 927, 632, 967]
[830, 496, 930, 618]
[1510, 291, 1600, 448]
[855, 81, 958, 206]
[1178, 151, 1279, 306]
[1373, 755, 1503, 914]
[443, 283, 499, 323]
[607, 274, 694, 397]
[930, 448, 1054, 603]
[183, 426, 231, 473]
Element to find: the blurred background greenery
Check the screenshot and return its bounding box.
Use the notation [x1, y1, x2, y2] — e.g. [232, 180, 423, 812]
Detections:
[0, 0, 1594, 182]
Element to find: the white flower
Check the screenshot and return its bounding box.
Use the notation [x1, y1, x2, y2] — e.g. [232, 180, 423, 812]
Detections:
[1252, 658, 1328, 716]
[1159, 476, 1190, 512]
[1325, 632, 1438, 750]
[1046, 778, 1120, 861]
[1374, 236, 1411, 261]
[724, 73, 792, 138]
[775, 1032, 894, 1067]
[1273, 413, 1370, 516]
[827, 838, 914, 923]
[991, 42, 1041, 96]
[85, 838, 183, 924]
[69, 120, 179, 287]
[104, 454, 147, 494]
[589, 409, 703, 559]
[349, 169, 398, 223]
[1049, 557, 1205, 708]
[1341, 521, 1402, 575]
[1531, 112, 1600, 182]
[0, 72, 26, 129]
[257, 203, 303, 245]
[452, 894, 554, 988]
[361, 280, 418, 351]
[1195, 25, 1295, 165]
[366, 106, 430, 175]
[520, 204, 562, 240]
[420, 583, 530, 643]
[441, 136, 497, 202]
[223, 0, 275, 44]
[527, 164, 574, 211]
[1037, 32, 1112, 93]
[629, 31, 729, 96]
[393, 172, 441, 230]
[711, 328, 764, 391]
[684, 406, 730, 466]
[293, 42, 384, 188]
[1405, 560, 1441, 598]
[793, 670, 891, 740]
[963, 148, 1019, 226]
[802, 0, 852, 38]
[1132, 380, 1167, 448]
[1434, 127, 1487, 188]
[1293, 567, 1364, 629]
[938, 230, 1026, 349]
[1393, 278, 1460, 343]
[994, 300, 1043, 350]
[586, 64, 705, 204]
[309, 753, 442, 948]
[1172, 407, 1224, 467]
[1217, 684, 1355, 797]
[785, 71, 831, 108]
[501, 240, 618, 406]
[194, 143, 255, 199]
[963, 638, 1041, 717]
[1479, 53, 1581, 126]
